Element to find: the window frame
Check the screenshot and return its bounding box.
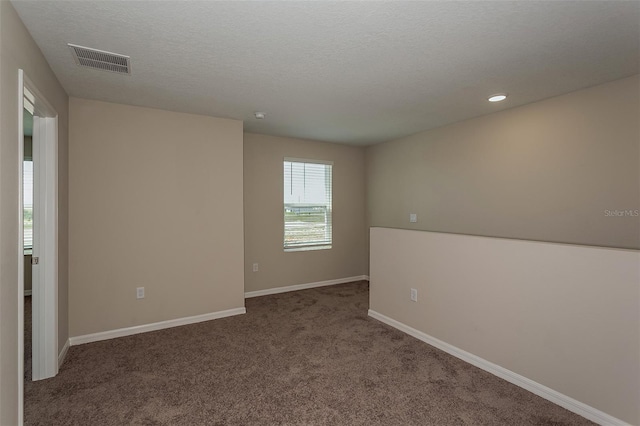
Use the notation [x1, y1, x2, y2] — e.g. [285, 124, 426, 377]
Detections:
[283, 157, 333, 252]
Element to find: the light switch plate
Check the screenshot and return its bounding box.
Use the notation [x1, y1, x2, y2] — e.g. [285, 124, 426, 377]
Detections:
[409, 213, 417, 223]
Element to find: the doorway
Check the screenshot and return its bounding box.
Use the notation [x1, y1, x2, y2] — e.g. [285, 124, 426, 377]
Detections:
[23, 106, 34, 384]
[18, 69, 59, 424]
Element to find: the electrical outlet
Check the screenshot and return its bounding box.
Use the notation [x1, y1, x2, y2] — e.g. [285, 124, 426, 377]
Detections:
[409, 213, 417, 223]
[252, 263, 259, 272]
[410, 288, 418, 302]
[136, 287, 145, 299]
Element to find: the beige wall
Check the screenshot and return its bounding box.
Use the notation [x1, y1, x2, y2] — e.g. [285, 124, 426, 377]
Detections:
[370, 227, 640, 424]
[69, 98, 244, 336]
[366, 75, 640, 249]
[244, 133, 368, 293]
[0, 2, 69, 424]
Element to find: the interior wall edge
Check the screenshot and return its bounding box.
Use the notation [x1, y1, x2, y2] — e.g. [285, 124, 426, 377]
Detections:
[369, 227, 640, 424]
[370, 226, 640, 252]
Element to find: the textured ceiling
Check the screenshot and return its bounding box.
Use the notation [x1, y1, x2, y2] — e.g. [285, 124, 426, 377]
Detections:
[11, 1, 640, 145]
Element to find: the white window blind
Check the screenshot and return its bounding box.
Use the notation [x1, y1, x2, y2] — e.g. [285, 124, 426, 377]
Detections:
[284, 159, 332, 251]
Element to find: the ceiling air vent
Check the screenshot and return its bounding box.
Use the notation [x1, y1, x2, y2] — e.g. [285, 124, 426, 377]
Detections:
[68, 43, 131, 75]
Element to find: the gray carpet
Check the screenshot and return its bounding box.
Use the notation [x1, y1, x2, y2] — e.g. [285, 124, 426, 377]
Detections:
[25, 281, 593, 425]
[25, 295, 32, 382]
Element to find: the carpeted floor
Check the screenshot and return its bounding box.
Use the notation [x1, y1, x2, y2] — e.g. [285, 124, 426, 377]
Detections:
[25, 281, 594, 425]
[25, 295, 32, 382]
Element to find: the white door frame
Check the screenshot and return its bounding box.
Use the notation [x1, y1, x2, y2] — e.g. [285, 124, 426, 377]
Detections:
[17, 69, 59, 423]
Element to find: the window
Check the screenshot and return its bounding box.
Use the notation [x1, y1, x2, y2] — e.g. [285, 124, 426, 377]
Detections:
[24, 160, 33, 252]
[284, 158, 332, 251]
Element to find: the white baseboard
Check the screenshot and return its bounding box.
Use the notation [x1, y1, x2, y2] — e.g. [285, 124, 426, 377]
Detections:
[367, 310, 628, 426]
[58, 339, 70, 368]
[70, 307, 246, 346]
[245, 275, 370, 298]
[24, 289, 32, 296]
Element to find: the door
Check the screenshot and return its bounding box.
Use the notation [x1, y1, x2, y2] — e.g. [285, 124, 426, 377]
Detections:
[18, 69, 59, 424]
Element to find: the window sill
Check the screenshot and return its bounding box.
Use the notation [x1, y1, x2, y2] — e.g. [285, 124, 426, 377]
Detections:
[284, 245, 332, 253]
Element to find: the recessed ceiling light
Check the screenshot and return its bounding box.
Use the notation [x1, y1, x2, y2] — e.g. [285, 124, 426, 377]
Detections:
[488, 93, 508, 102]
[254, 112, 266, 119]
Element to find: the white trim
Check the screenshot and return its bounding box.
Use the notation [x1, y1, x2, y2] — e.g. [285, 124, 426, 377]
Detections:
[70, 307, 247, 346]
[58, 339, 70, 368]
[42, 115, 59, 378]
[284, 157, 333, 165]
[24, 290, 32, 297]
[245, 275, 369, 298]
[284, 244, 332, 253]
[17, 69, 60, 422]
[18, 70, 26, 426]
[367, 310, 629, 426]
[30, 104, 59, 382]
